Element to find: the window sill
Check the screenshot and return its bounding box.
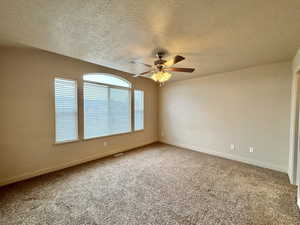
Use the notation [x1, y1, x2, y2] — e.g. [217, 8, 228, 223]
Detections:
[134, 128, 144, 132]
[83, 129, 145, 141]
[53, 129, 145, 145]
[54, 138, 80, 145]
[83, 131, 132, 141]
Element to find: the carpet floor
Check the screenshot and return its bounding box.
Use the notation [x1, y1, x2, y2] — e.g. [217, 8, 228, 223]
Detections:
[0, 143, 299, 225]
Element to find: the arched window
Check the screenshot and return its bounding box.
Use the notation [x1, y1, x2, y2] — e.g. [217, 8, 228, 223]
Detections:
[83, 73, 143, 140]
[83, 73, 132, 88]
[54, 73, 144, 143]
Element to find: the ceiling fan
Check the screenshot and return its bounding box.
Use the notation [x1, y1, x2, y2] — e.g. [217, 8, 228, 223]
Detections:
[131, 50, 195, 83]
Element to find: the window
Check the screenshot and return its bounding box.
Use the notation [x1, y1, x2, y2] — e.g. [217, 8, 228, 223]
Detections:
[53, 74, 144, 143]
[54, 78, 78, 143]
[134, 90, 144, 130]
[83, 74, 131, 139]
[83, 74, 131, 88]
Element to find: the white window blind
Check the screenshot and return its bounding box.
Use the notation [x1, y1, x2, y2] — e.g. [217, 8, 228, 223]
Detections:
[110, 88, 131, 134]
[84, 82, 131, 139]
[54, 78, 78, 143]
[134, 90, 144, 130]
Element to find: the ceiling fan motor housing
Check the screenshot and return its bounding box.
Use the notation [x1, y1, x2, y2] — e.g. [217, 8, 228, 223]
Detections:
[154, 58, 167, 65]
[154, 50, 167, 66]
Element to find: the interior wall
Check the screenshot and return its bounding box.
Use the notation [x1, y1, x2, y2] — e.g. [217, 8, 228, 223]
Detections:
[291, 49, 300, 208]
[0, 47, 158, 186]
[288, 73, 299, 184]
[289, 48, 300, 184]
[159, 61, 292, 172]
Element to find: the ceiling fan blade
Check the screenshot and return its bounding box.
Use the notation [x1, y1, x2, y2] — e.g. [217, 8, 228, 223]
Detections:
[134, 70, 153, 77]
[165, 55, 185, 67]
[166, 67, 195, 73]
[130, 61, 152, 68]
[140, 74, 153, 80]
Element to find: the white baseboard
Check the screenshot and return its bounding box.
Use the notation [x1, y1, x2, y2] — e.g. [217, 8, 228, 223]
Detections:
[0, 141, 157, 187]
[160, 140, 287, 173]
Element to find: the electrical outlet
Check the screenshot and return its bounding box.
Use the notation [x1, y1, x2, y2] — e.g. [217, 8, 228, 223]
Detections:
[103, 142, 107, 147]
[230, 144, 235, 150]
[249, 147, 254, 153]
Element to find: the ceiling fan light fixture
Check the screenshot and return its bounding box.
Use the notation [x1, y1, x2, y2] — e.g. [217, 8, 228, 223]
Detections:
[151, 71, 172, 83]
[131, 53, 194, 83]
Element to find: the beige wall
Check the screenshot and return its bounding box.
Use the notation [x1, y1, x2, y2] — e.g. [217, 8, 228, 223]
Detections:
[159, 62, 292, 172]
[289, 49, 300, 184]
[0, 47, 293, 186]
[0, 47, 158, 186]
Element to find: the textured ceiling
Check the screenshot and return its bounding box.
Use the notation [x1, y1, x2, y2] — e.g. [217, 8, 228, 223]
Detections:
[0, 0, 300, 81]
